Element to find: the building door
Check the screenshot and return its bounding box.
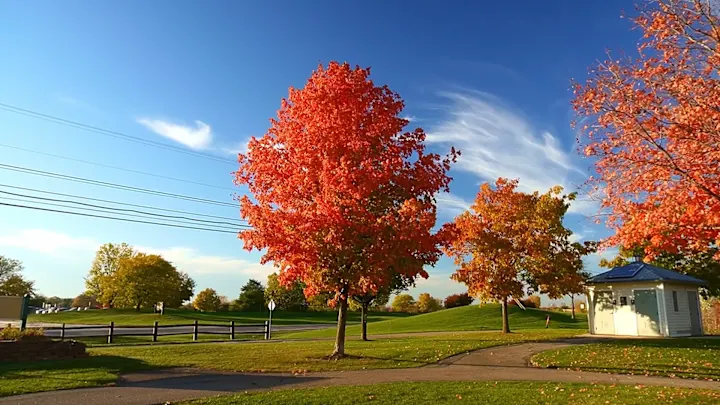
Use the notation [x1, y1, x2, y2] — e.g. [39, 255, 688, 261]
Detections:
[687, 291, 702, 336]
[634, 289, 661, 336]
[593, 291, 615, 334]
[613, 289, 638, 335]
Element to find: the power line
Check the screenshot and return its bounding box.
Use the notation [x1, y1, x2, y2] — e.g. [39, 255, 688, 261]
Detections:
[0, 102, 237, 165]
[0, 163, 237, 208]
[0, 196, 244, 231]
[0, 143, 236, 192]
[0, 184, 245, 222]
[0, 202, 240, 234]
[0, 190, 248, 228]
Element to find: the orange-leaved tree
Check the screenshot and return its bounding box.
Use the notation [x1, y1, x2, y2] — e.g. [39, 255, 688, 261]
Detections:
[573, 0, 720, 260]
[234, 62, 457, 357]
[444, 178, 586, 333]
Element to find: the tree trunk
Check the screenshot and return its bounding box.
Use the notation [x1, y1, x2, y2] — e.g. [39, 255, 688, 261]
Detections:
[332, 293, 348, 358]
[361, 302, 369, 341]
[501, 298, 511, 333]
[570, 295, 576, 320]
[135, 302, 141, 311]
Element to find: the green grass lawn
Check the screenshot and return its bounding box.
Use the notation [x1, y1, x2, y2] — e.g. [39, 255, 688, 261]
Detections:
[532, 338, 720, 380]
[0, 330, 579, 397]
[286, 304, 588, 338]
[29, 308, 410, 326]
[182, 381, 720, 405]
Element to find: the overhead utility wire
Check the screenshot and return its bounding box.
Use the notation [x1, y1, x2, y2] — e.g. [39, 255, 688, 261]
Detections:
[0, 184, 245, 222]
[0, 196, 244, 231]
[0, 102, 236, 165]
[0, 163, 237, 208]
[0, 203, 240, 234]
[0, 143, 236, 192]
[0, 191, 248, 228]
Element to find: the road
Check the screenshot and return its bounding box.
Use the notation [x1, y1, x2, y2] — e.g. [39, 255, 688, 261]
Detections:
[0, 320, 330, 339]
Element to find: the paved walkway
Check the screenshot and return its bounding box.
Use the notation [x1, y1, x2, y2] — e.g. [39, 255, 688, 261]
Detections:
[4, 339, 720, 405]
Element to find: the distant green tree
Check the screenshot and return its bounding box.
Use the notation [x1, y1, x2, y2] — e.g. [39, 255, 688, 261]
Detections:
[391, 294, 416, 313]
[416, 293, 442, 313]
[444, 293, 474, 308]
[306, 292, 335, 311]
[85, 242, 135, 307]
[112, 253, 187, 311]
[265, 273, 306, 311]
[165, 271, 195, 308]
[0, 255, 35, 297]
[235, 279, 266, 311]
[193, 288, 221, 312]
[45, 296, 73, 308]
[71, 293, 98, 308]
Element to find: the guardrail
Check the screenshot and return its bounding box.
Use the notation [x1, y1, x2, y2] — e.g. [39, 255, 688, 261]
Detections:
[34, 320, 270, 343]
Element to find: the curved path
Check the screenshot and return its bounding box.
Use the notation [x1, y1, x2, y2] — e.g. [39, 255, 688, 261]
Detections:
[4, 339, 720, 405]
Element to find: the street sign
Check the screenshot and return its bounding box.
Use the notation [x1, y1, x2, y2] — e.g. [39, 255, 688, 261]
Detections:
[268, 299, 276, 311]
[0, 295, 30, 330]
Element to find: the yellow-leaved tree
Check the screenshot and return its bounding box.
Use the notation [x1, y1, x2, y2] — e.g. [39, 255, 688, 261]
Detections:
[193, 288, 221, 312]
[444, 178, 591, 333]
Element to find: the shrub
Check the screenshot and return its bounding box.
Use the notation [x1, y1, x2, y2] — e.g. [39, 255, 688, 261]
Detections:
[0, 326, 21, 341]
[444, 293, 474, 308]
[0, 327, 46, 341]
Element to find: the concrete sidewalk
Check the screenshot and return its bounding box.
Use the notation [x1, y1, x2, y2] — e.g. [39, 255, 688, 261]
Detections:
[3, 339, 719, 405]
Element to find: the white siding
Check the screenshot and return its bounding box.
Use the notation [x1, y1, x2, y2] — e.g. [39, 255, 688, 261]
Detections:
[662, 283, 696, 337]
[657, 285, 669, 336]
[586, 282, 665, 336]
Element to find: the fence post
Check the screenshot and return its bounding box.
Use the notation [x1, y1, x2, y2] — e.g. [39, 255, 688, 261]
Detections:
[60, 323, 65, 341]
[230, 321, 235, 340]
[107, 321, 114, 344]
[193, 320, 198, 341]
[264, 320, 269, 340]
[152, 321, 158, 342]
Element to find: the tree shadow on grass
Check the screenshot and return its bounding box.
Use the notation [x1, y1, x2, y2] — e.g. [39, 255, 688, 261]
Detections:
[118, 371, 327, 392]
[0, 355, 152, 379]
[0, 355, 153, 396]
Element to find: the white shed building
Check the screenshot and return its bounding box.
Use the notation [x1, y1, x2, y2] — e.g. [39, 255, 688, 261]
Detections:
[586, 262, 706, 337]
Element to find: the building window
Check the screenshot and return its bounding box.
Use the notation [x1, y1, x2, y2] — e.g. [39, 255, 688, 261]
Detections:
[672, 291, 679, 312]
[619, 296, 627, 306]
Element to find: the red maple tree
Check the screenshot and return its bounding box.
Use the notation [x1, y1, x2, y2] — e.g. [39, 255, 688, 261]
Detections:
[234, 62, 457, 357]
[573, 0, 720, 260]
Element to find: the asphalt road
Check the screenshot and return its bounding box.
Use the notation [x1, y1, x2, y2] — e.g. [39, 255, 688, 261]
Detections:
[1, 321, 330, 339]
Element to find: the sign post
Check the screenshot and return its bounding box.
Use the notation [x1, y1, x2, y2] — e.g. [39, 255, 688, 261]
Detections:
[20, 295, 29, 330]
[267, 299, 276, 339]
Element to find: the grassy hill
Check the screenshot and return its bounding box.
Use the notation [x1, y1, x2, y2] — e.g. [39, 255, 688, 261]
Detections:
[286, 304, 588, 338]
[28, 308, 410, 326]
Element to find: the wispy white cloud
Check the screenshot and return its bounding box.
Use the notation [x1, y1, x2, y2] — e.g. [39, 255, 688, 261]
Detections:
[221, 140, 250, 156]
[568, 232, 584, 244]
[0, 228, 273, 279]
[135, 246, 276, 278]
[402, 115, 418, 122]
[0, 229, 97, 257]
[426, 91, 596, 215]
[408, 272, 466, 299]
[435, 192, 471, 218]
[137, 118, 213, 150]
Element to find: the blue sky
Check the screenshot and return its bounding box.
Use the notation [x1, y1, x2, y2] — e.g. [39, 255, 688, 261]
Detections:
[0, 0, 637, 301]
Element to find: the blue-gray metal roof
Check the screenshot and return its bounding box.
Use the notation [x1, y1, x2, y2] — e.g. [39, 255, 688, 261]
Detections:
[587, 262, 707, 286]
